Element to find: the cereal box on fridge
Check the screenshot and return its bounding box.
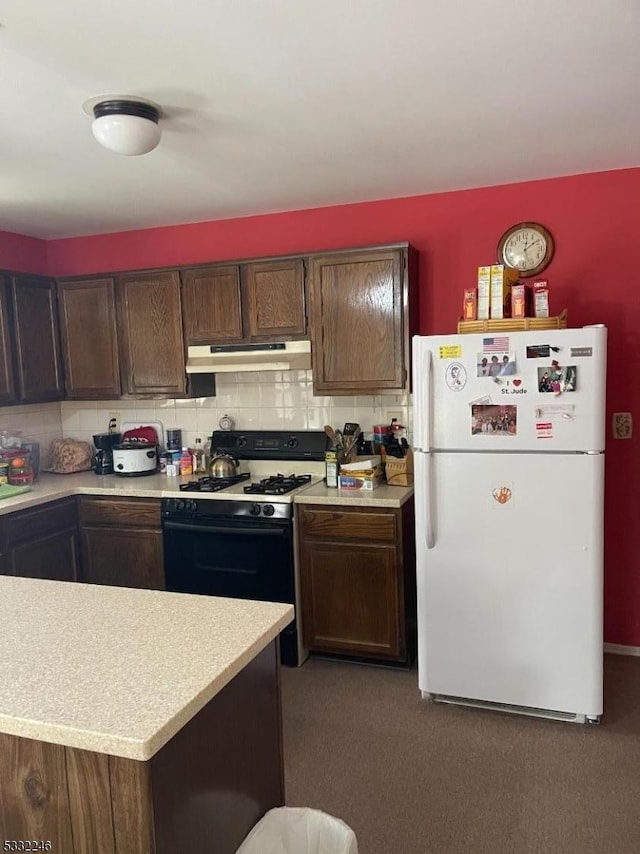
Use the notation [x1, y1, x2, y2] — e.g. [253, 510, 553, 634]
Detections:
[490, 264, 519, 319]
[477, 266, 491, 320]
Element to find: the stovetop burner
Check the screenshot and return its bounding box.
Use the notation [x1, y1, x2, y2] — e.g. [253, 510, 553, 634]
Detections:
[243, 474, 312, 495]
[179, 473, 251, 492]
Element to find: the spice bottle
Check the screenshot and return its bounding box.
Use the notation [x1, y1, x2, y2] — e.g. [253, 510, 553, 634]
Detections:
[192, 438, 206, 474]
[325, 444, 339, 488]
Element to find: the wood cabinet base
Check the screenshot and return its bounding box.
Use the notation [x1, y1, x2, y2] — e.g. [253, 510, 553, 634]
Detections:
[0, 642, 284, 854]
[299, 500, 416, 664]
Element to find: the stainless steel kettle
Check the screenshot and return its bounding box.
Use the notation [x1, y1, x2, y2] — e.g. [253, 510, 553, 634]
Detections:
[209, 453, 238, 478]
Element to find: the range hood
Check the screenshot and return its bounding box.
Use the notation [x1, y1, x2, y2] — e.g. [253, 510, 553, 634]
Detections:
[186, 340, 312, 374]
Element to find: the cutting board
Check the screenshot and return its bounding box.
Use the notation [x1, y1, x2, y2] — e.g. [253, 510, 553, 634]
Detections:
[121, 421, 165, 450]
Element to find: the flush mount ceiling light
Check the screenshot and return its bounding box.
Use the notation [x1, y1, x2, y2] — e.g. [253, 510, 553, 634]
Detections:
[83, 95, 162, 156]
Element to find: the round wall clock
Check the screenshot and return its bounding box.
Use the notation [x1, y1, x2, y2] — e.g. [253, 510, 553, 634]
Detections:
[497, 222, 554, 277]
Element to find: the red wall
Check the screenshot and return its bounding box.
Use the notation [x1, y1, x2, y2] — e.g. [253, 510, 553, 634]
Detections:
[46, 167, 640, 646]
[0, 229, 48, 275]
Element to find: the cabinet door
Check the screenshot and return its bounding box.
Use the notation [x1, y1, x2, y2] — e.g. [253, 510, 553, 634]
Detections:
[0, 280, 16, 404]
[182, 266, 243, 344]
[117, 271, 186, 395]
[309, 248, 406, 394]
[300, 539, 402, 659]
[80, 526, 165, 590]
[7, 528, 80, 582]
[8, 275, 64, 401]
[57, 278, 121, 399]
[242, 259, 306, 341]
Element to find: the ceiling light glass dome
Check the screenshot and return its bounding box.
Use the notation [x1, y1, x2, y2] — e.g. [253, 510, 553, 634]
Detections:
[84, 97, 162, 156]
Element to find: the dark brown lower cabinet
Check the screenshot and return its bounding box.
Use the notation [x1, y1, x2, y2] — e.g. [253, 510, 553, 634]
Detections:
[0, 642, 283, 854]
[78, 497, 165, 590]
[298, 499, 416, 663]
[3, 498, 79, 581]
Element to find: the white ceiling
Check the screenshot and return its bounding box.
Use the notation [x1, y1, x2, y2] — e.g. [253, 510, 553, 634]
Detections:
[1, 0, 638, 239]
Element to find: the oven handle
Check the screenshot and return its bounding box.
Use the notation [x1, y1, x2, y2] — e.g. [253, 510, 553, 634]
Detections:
[163, 520, 287, 537]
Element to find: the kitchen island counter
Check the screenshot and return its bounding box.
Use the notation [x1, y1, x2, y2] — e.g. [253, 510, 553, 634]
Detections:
[0, 576, 292, 853]
[0, 575, 292, 759]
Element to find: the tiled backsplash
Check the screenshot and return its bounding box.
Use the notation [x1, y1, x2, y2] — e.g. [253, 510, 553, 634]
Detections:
[0, 403, 63, 462]
[60, 372, 412, 450]
[1, 373, 411, 464]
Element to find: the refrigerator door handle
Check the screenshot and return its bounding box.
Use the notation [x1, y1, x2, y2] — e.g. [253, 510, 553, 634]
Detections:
[413, 344, 433, 453]
[425, 451, 435, 549]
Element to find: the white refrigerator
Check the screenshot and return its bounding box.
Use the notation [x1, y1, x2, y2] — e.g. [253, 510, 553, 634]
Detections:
[412, 326, 606, 724]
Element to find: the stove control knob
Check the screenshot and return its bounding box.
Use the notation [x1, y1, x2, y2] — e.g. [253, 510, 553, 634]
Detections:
[176, 499, 186, 512]
[250, 503, 262, 516]
[263, 504, 275, 517]
[238, 436, 248, 448]
[285, 437, 299, 448]
[187, 500, 198, 513]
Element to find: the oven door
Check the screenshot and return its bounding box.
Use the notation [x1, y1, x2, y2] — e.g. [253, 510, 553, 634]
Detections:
[162, 514, 298, 664]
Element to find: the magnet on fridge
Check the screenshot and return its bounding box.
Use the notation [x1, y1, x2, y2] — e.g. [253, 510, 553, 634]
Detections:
[445, 362, 467, 391]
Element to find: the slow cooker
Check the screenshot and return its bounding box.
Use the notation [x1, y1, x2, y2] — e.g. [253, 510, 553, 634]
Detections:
[112, 442, 158, 476]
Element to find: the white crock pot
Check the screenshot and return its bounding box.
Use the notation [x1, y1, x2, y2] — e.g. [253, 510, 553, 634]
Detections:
[112, 443, 158, 476]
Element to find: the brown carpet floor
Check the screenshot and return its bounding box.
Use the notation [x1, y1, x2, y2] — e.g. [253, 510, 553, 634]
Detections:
[281, 654, 640, 854]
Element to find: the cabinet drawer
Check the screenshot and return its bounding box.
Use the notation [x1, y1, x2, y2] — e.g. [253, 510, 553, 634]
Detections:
[299, 507, 396, 543]
[5, 497, 77, 547]
[78, 497, 161, 529]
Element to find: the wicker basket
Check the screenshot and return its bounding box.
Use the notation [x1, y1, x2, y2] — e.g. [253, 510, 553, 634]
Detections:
[457, 309, 568, 334]
[384, 448, 414, 487]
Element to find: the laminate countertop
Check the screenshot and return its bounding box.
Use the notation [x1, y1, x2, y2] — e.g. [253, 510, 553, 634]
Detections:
[0, 471, 413, 514]
[292, 480, 414, 508]
[0, 576, 293, 760]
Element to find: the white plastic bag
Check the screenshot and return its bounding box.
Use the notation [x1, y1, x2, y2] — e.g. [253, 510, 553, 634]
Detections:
[236, 807, 358, 854]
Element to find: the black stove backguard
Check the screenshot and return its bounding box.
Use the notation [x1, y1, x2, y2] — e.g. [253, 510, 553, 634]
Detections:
[211, 429, 328, 461]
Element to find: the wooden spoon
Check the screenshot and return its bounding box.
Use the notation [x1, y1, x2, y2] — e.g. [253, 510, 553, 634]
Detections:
[324, 425, 337, 446]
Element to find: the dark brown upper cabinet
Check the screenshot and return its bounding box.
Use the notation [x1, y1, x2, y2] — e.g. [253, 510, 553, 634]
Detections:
[182, 258, 306, 345]
[242, 258, 306, 341]
[0, 281, 16, 404]
[117, 271, 186, 396]
[8, 275, 64, 402]
[182, 265, 243, 344]
[57, 277, 121, 399]
[308, 246, 410, 395]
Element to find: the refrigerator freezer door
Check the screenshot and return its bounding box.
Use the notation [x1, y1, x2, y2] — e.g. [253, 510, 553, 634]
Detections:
[412, 327, 607, 452]
[416, 450, 604, 717]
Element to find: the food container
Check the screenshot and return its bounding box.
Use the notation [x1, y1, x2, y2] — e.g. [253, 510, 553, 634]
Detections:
[0, 462, 8, 485]
[0, 430, 22, 449]
[166, 428, 182, 451]
[7, 452, 34, 487]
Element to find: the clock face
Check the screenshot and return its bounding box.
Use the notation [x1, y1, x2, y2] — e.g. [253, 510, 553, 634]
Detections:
[497, 222, 554, 277]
